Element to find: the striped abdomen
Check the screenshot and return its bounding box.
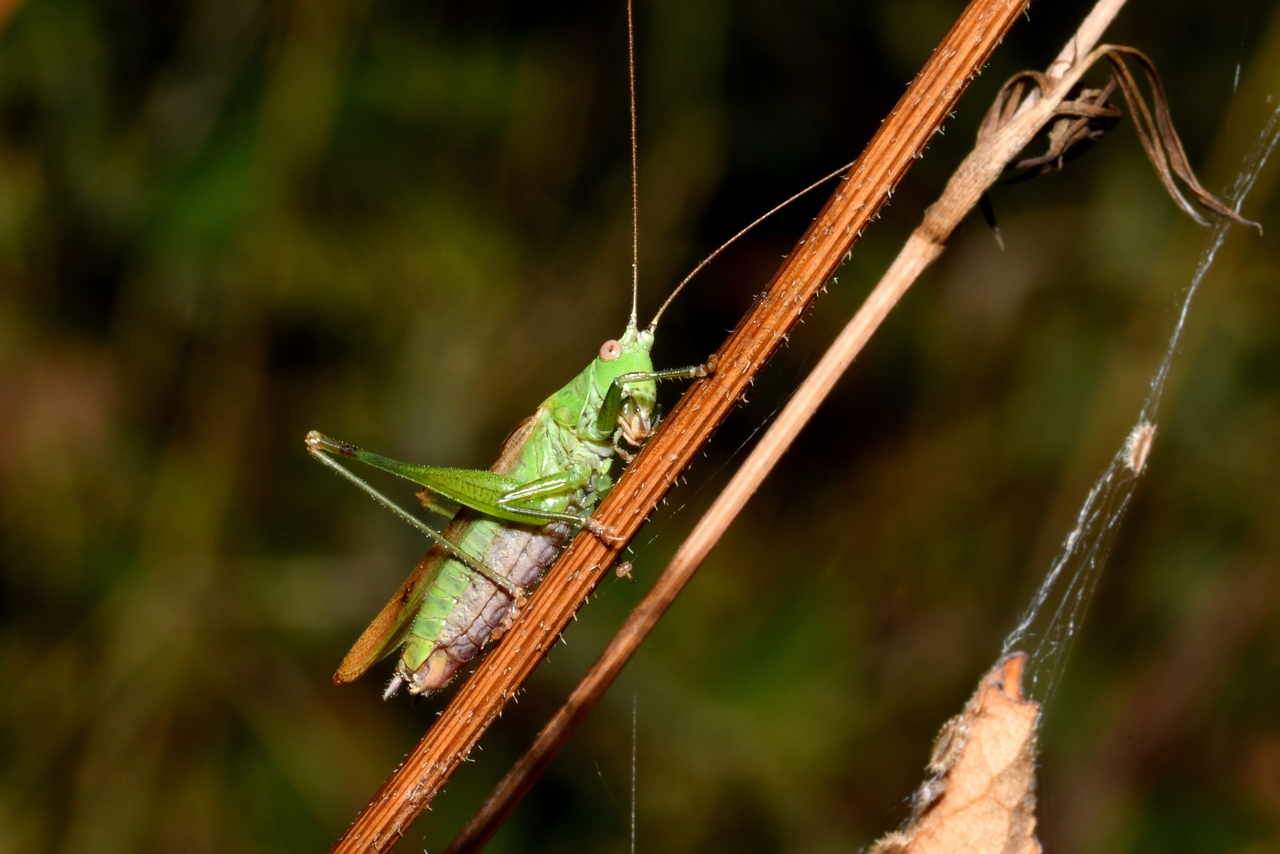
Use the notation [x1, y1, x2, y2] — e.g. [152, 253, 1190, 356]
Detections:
[395, 516, 571, 693]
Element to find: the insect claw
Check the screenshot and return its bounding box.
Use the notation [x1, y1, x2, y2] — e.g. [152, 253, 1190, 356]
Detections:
[585, 519, 625, 545]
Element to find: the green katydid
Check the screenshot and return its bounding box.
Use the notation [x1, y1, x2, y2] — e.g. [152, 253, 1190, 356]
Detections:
[306, 1, 715, 699]
[305, 303, 711, 697]
[306, 0, 850, 700]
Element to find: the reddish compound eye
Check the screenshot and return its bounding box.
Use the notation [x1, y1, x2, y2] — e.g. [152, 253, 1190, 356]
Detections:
[599, 340, 621, 361]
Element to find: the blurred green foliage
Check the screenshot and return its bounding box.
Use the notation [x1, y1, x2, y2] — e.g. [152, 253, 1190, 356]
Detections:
[1, 0, 1279, 852]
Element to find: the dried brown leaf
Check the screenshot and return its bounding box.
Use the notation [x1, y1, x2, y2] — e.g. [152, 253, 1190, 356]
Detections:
[981, 45, 1260, 231]
[1007, 80, 1120, 177]
[1100, 46, 1259, 230]
[871, 654, 1042, 854]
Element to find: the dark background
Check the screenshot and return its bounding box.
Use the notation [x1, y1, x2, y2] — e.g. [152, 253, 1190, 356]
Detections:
[2, 0, 1279, 851]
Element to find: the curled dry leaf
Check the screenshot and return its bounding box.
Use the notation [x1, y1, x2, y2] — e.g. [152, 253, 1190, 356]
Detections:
[981, 74, 1121, 181]
[981, 46, 1260, 232]
[871, 654, 1042, 854]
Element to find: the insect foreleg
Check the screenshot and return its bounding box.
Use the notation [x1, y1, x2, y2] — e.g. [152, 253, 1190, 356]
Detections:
[305, 433, 522, 598]
[594, 359, 717, 435]
[645, 356, 717, 383]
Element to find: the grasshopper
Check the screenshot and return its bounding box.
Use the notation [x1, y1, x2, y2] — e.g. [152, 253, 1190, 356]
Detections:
[306, 302, 710, 698]
[304, 0, 849, 699]
[306, 2, 714, 699]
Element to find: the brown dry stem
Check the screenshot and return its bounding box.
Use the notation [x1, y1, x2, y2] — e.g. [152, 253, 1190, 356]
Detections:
[870, 654, 1042, 854]
[329, 1, 1032, 851]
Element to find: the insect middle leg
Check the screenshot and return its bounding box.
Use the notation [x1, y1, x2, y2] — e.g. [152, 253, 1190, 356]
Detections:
[492, 469, 626, 544]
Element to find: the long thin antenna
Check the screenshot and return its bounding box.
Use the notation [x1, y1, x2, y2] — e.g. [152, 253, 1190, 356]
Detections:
[628, 0, 640, 328]
[646, 159, 856, 333]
